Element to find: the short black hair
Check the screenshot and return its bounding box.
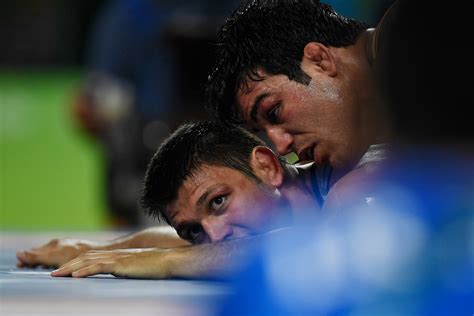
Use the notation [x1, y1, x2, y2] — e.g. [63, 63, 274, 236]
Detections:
[206, 0, 368, 125]
[140, 120, 269, 223]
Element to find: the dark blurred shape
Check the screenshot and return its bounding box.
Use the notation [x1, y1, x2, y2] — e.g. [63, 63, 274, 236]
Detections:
[0, 0, 105, 66]
[72, 0, 240, 228]
[376, 0, 474, 144]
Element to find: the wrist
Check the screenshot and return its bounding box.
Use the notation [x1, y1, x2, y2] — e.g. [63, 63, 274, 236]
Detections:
[157, 247, 187, 279]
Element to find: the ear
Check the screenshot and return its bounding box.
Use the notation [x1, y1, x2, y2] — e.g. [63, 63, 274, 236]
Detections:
[301, 42, 337, 77]
[250, 146, 284, 188]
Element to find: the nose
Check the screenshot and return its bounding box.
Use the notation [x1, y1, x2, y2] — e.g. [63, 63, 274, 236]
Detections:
[201, 216, 234, 243]
[265, 126, 294, 155]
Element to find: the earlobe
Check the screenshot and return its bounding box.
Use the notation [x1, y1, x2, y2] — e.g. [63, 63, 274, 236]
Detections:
[302, 42, 337, 76]
[250, 146, 284, 188]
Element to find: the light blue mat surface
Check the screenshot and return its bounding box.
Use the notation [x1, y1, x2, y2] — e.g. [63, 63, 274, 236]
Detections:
[0, 232, 230, 316]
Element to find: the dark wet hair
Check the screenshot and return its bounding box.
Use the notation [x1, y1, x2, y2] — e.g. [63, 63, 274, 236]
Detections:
[206, 0, 368, 125]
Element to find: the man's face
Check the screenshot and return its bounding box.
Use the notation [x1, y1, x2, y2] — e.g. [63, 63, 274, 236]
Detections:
[166, 164, 289, 244]
[237, 66, 367, 170]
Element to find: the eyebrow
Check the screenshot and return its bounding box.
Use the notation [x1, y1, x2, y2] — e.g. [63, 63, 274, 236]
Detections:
[250, 93, 270, 124]
[196, 184, 221, 207]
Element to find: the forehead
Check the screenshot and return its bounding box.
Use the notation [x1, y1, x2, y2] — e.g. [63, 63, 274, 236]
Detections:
[237, 70, 290, 100]
[166, 164, 254, 217]
[236, 71, 297, 125]
[181, 165, 233, 193]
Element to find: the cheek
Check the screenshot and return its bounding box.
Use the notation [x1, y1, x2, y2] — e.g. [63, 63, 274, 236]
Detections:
[238, 193, 283, 228]
[287, 89, 327, 126]
[304, 80, 345, 118]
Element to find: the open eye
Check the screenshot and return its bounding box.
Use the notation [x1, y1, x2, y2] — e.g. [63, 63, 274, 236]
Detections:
[210, 195, 227, 211]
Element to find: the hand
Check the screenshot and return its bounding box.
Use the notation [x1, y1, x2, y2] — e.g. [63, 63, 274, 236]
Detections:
[51, 248, 172, 279]
[16, 238, 103, 268]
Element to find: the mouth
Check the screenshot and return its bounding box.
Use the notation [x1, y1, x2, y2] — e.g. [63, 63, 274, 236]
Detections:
[297, 145, 315, 163]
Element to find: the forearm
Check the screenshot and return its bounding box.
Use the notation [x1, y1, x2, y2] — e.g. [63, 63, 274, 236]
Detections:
[162, 241, 251, 279]
[51, 228, 294, 279]
[17, 227, 188, 269]
[101, 226, 190, 250]
[163, 229, 292, 279]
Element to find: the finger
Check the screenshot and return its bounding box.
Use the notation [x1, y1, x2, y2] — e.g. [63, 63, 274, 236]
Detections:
[16, 250, 28, 263]
[51, 265, 80, 277]
[16, 251, 26, 263]
[56, 252, 96, 270]
[18, 250, 57, 267]
[71, 262, 114, 278]
[51, 257, 104, 277]
[16, 251, 39, 267]
[63, 253, 110, 268]
[51, 257, 87, 277]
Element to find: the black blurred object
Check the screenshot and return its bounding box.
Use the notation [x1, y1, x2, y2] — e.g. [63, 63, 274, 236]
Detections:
[376, 0, 474, 144]
[166, 19, 221, 124]
[0, 0, 105, 66]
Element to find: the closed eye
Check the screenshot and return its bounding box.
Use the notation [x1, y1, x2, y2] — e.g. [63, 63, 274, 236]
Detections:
[266, 102, 281, 124]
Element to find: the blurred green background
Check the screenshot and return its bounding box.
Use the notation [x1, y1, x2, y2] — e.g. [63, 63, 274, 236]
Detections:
[0, 70, 107, 230]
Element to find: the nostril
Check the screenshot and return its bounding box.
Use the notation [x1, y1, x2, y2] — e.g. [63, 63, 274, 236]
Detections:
[204, 218, 234, 243]
[223, 227, 234, 241]
[214, 225, 233, 243]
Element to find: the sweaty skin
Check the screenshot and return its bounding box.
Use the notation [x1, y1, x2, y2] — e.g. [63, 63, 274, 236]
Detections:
[236, 35, 390, 187]
[50, 234, 266, 279]
[49, 148, 321, 279]
[16, 226, 189, 268]
[49, 164, 380, 279]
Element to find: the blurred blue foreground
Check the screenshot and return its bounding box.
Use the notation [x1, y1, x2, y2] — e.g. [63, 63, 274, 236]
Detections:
[217, 148, 474, 316]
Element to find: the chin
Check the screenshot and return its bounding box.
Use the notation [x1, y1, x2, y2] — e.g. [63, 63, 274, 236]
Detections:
[330, 149, 357, 170]
[327, 156, 340, 169]
[329, 157, 350, 172]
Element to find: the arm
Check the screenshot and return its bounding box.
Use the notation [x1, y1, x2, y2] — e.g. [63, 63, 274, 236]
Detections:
[50, 229, 286, 279]
[16, 226, 189, 268]
[103, 226, 189, 249]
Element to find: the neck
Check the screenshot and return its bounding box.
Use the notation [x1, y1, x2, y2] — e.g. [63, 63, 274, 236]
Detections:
[279, 163, 321, 219]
